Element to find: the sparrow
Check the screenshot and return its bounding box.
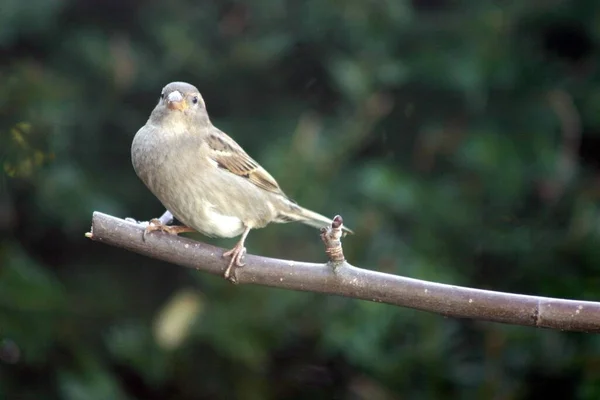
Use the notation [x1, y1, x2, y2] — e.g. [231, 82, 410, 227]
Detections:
[131, 81, 353, 281]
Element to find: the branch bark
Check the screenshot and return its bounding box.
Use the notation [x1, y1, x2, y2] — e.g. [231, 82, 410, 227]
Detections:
[87, 212, 600, 333]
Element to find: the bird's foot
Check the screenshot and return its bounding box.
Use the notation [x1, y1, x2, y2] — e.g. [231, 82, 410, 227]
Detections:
[223, 243, 247, 283]
[142, 219, 195, 241]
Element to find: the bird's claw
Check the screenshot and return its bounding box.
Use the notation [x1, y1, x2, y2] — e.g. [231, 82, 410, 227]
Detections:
[142, 218, 182, 241]
[223, 245, 247, 283]
[142, 219, 162, 241]
[142, 219, 195, 241]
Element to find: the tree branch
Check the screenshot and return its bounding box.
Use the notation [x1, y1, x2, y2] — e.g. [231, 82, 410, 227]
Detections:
[86, 212, 600, 333]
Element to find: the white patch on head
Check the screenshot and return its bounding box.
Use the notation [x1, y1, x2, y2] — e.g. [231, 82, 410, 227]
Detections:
[168, 90, 183, 103]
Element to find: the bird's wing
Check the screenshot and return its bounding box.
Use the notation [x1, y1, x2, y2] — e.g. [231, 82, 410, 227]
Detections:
[205, 128, 287, 197]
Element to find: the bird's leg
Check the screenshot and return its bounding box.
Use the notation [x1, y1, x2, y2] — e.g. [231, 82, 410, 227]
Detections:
[142, 218, 195, 241]
[127, 210, 183, 240]
[156, 210, 175, 225]
[223, 226, 251, 282]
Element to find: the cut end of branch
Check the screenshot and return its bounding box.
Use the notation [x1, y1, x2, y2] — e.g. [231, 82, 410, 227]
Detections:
[320, 215, 346, 264]
[332, 215, 343, 229]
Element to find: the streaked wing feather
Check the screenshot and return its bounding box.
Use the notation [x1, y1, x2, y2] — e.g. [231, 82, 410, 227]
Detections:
[206, 129, 285, 196]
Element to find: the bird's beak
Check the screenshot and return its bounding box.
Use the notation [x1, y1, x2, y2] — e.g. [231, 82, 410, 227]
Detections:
[167, 90, 187, 111]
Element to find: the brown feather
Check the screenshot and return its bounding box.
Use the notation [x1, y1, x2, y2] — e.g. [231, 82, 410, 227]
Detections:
[205, 129, 287, 197]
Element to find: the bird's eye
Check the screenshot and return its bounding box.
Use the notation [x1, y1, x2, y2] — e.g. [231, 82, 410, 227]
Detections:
[192, 96, 199, 105]
[160, 92, 165, 100]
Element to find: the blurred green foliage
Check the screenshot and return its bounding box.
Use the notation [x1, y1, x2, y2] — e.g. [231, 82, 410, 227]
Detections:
[2, 0, 600, 398]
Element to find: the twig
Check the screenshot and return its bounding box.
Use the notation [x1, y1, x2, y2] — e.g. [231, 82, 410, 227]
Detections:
[87, 212, 600, 333]
[320, 215, 346, 264]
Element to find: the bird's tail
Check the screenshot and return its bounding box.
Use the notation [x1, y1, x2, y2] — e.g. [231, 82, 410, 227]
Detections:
[276, 202, 354, 235]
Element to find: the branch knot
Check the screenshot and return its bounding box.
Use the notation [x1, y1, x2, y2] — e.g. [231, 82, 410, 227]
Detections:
[320, 215, 346, 264]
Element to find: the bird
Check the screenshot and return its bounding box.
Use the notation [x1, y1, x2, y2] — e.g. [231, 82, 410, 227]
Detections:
[131, 81, 352, 282]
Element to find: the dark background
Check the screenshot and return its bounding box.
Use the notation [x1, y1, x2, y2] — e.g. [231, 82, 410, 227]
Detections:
[2, 0, 600, 398]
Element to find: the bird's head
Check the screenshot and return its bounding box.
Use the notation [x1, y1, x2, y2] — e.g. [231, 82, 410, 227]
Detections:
[151, 81, 209, 125]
